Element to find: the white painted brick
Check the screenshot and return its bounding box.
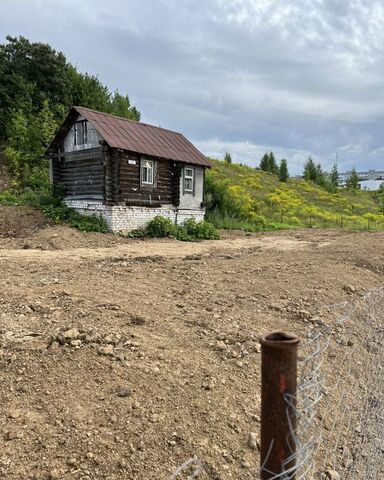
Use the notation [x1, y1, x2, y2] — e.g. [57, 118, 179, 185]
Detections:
[63, 199, 205, 232]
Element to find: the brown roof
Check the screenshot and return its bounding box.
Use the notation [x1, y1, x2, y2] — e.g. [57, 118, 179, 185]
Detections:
[49, 106, 211, 168]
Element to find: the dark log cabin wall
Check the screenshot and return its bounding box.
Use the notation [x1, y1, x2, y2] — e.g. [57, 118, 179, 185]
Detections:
[118, 151, 181, 207]
[52, 147, 104, 201]
[53, 147, 181, 207]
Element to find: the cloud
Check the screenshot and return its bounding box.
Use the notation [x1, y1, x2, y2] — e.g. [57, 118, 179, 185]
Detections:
[0, 0, 383, 172]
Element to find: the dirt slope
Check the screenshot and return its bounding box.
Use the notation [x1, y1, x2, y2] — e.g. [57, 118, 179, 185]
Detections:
[0, 220, 383, 479]
[0, 206, 52, 238]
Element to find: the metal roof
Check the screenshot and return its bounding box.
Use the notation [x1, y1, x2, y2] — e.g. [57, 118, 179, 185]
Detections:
[49, 106, 211, 168]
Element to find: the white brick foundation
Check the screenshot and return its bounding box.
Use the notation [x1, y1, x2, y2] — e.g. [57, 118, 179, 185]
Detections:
[63, 199, 205, 232]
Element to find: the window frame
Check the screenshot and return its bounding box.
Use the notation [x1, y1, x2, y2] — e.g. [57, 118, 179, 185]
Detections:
[141, 158, 155, 186]
[183, 167, 195, 193]
[74, 120, 88, 146]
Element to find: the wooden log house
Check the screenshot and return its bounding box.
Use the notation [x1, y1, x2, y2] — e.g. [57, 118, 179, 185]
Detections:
[47, 106, 212, 231]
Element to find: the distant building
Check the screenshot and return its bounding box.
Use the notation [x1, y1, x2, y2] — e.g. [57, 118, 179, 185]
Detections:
[358, 179, 384, 191]
[339, 169, 384, 184]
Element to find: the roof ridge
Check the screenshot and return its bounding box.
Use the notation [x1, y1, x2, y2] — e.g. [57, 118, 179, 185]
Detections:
[74, 106, 184, 136]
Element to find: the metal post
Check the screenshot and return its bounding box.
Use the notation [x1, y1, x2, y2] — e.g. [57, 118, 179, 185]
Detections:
[259, 332, 300, 479]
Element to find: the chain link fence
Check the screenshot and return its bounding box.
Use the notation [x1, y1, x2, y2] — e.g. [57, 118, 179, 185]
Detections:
[170, 287, 384, 479]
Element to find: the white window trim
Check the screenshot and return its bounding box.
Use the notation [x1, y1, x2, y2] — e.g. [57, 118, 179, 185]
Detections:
[184, 167, 195, 193]
[141, 159, 155, 185]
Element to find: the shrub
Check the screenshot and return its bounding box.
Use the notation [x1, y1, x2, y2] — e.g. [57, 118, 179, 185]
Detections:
[146, 215, 177, 238]
[145, 216, 219, 241]
[69, 212, 108, 233]
[179, 218, 220, 240]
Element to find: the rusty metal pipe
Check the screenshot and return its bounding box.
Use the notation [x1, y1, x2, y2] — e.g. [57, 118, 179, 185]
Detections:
[259, 332, 300, 479]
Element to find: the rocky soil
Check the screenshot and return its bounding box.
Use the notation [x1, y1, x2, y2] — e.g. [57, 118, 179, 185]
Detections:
[0, 207, 383, 479]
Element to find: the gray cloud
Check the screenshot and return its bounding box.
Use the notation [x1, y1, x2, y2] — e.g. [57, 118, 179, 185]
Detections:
[1, 0, 383, 174]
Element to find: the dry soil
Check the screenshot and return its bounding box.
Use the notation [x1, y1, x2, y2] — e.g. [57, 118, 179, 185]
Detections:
[0, 206, 383, 479]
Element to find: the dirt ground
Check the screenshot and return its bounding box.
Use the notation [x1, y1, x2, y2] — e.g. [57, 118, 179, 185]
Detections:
[0, 206, 383, 479]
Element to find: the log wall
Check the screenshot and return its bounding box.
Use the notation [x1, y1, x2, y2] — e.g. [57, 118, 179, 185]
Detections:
[119, 152, 179, 207]
[51, 147, 181, 206]
[52, 147, 104, 201]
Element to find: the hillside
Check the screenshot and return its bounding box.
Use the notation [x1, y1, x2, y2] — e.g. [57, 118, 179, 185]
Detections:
[206, 160, 384, 231]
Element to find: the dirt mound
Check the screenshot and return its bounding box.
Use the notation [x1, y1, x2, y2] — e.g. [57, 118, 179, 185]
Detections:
[0, 206, 130, 250]
[0, 205, 52, 238]
[14, 224, 130, 250]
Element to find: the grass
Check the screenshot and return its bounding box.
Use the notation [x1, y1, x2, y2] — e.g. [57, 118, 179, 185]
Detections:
[206, 159, 384, 232]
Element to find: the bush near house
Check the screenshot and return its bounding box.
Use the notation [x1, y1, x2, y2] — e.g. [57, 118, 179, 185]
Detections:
[141, 216, 219, 242]
[205, 159, 384, 232]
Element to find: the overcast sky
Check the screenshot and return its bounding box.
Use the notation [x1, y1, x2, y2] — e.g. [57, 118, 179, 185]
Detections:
[1, 0, 383, 174]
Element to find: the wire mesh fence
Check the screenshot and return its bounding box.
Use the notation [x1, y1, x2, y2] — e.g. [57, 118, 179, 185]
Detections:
[299, 286, 384, 479]
[170, 287, 384, 479]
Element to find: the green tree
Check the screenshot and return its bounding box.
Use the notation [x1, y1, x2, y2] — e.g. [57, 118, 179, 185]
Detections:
[346, 167, 360, 190]
[279, 159, 289, 182]
[224, 151, 232, 164]
[0, 35, 140, 187]
[267, 152, 279, 175]
[303, 156, 317, 182]
[330, 163, 339, 191]
[3, 99, 58, 185]
[315, 163, 326, 187]
[107, 91, 140, 121]
[259, 152, 278, 174]
[259, 153, 269, 171]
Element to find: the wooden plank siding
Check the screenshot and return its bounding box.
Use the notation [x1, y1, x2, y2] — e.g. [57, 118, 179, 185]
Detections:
[51, 146, 181, 206]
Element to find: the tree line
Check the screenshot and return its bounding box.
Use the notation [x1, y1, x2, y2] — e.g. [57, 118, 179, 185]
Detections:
[224, 151, 289, 182]
[224, 150, 361, 191]
[302, 157, 359, 191]
[0, 35, 140, 187]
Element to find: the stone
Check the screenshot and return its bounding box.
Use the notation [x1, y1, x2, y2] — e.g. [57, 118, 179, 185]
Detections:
[98, 345, 114, 356]
[49, 341, 60, 351]
[343, 285, 356, 294]
[247, 432, 259, 450]
[63, 328, 80, 341]
[116, 387, 131, 398]
[203, 378, 216, 390]
[67, 458, 78, 467]
[215, 340, 226, 351]
[70, 339, 82, 347]
[4, 430, 18, 441]
[104, 334, 117, 344]
[84, 332, 101, 344]
[325, 470, 340, 480]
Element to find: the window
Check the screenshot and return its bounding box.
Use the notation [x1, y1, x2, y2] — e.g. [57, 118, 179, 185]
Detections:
[141, 159, 154, 185]
[184, 167, 195, 193]
[74, 120, 87, 145]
